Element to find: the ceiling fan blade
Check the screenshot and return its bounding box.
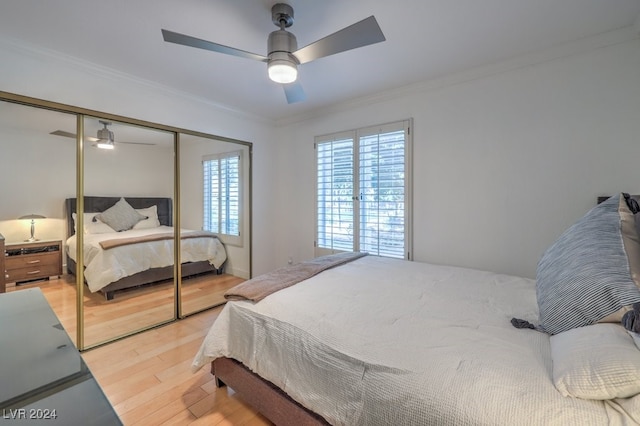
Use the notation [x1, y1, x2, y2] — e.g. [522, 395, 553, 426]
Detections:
[283, 82, 306, 104]
[51, 130, 152, 145]
[119, 141, 156, 146]
[50, 130, 99, 142]
[161, 29, 268, 63]
[293, 16, 385, 65]
[50, 130, 76, 139]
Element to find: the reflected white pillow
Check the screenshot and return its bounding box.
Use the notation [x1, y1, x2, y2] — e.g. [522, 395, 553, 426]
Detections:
[72, 212, 116, 234]
[132, 205, 161, 229]
[550, 323, 640, 400]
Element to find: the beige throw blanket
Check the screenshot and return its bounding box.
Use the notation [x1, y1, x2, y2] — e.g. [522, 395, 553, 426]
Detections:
[225, 251, 368, 302]
[99, 231, 218, 250]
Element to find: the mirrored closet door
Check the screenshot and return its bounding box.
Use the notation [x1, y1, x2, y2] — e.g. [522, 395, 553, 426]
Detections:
[0, 92, 252, 350]
[81, 116, 176, 347]
[178, 133, 251, 316]
[0, 100, 77, 344]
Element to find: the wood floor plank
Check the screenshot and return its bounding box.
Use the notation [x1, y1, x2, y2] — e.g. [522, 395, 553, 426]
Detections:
[106, 373, 163, 407]
[162, 410, 198, 425]
[187, 390, 242, 424]
[155, 358, 197, 383]
[122, 372, 211, 425]
[94, 355, 168, 388]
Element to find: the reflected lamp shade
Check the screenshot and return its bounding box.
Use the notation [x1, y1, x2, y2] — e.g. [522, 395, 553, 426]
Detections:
[19, 214, 46, 242]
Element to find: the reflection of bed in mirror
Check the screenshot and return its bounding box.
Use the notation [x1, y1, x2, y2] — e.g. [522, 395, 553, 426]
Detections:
[64, 196, 227, 300]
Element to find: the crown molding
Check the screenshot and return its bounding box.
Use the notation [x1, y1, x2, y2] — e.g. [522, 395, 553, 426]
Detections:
[0, 36, 273, 126]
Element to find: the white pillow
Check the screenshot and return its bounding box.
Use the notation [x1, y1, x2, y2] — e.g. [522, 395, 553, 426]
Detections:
[132, 205, 161, 229]
[550, 323, 640, 400]
[72, 212, 116, 234]
[72, 212, 92, 232]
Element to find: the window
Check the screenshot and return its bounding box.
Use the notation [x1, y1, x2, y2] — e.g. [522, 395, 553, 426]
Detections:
[203, 151, 242, 243]
[315, 120, 412, 259]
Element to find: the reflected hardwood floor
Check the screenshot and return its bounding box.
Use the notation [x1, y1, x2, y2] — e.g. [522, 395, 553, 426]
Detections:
[8, 272, 243, 347]
[7, 274, 273, 425]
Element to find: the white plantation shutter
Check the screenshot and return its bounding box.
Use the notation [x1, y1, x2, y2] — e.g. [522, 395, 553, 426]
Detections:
[203, 151, 241, 237]
[359, 124, 408, 258]
[315, 120, 412, 259]
[316, 132, 355, 252]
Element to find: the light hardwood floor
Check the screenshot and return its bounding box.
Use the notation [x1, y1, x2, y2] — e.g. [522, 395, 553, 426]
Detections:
[82, 305, 272, 425]
[8, 274, 272, 425]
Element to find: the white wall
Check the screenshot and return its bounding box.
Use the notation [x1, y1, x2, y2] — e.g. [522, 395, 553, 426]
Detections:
[0, 38, 278, 275]
[0, 115, 75, 243]
[84, 144, 174, 198]
[272, 35, 640, 278]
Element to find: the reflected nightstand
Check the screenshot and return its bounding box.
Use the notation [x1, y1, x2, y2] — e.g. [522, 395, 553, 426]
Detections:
[4, 240, 62, 285]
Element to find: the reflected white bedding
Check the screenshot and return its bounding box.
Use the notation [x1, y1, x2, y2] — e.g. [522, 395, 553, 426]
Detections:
[66, 226, 227, 292]
[193, 256, 638, 425]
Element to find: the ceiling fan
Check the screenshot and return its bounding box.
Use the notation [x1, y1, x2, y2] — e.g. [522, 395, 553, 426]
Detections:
[50, 121, 156, 149]
[161, 3, 386, 104]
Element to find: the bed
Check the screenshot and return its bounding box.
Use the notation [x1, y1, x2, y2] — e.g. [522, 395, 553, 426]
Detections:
[192, 193, 640, 425]
[65, 196, 227, 300]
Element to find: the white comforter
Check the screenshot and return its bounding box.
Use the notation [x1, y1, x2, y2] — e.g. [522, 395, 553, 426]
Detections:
[66, 226, 226, 292]
[193, 256, 639, 425]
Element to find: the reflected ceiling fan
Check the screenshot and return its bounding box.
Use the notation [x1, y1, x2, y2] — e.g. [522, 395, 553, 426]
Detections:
[50, 121, 156, 149]
[161, 3, 385, 104]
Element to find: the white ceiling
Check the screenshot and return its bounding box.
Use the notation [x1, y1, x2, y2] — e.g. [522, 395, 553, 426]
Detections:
[1, 0, 639, 122]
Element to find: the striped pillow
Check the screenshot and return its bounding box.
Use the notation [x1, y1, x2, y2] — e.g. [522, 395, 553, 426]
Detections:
[536, 194, 640, 335]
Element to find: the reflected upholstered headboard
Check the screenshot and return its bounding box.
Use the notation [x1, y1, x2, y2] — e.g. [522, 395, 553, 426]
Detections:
[64, 196, 173, 238]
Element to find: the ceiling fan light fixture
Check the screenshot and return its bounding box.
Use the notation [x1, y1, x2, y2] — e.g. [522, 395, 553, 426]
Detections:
[268, 58, 298, 84]
[96, 140, 115, 150]
[95, 121, 115, 149]
[267, 27, 298, 84]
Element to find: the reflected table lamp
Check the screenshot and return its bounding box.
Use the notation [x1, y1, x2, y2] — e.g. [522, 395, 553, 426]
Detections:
[19, 214, 46, 242]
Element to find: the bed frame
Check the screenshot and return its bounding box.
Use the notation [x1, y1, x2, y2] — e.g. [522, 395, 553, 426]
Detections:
[212, 357, 330, 426]
[65, 196, 222, 300]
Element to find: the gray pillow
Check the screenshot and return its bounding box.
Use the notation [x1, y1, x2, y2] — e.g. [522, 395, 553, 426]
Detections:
[536, 193, 640, 334]
[96, 198, 146, 232]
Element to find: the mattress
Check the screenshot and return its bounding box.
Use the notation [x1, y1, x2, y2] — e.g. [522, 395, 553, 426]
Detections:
[66, 226, 226, 292]
[193, 256, 638, 425]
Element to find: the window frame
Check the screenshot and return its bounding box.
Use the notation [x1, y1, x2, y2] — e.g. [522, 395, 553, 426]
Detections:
[314, 119, 413, 260]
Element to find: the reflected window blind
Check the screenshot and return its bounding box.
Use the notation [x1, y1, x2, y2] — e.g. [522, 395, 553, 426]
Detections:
[203, 152, 240, 236]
